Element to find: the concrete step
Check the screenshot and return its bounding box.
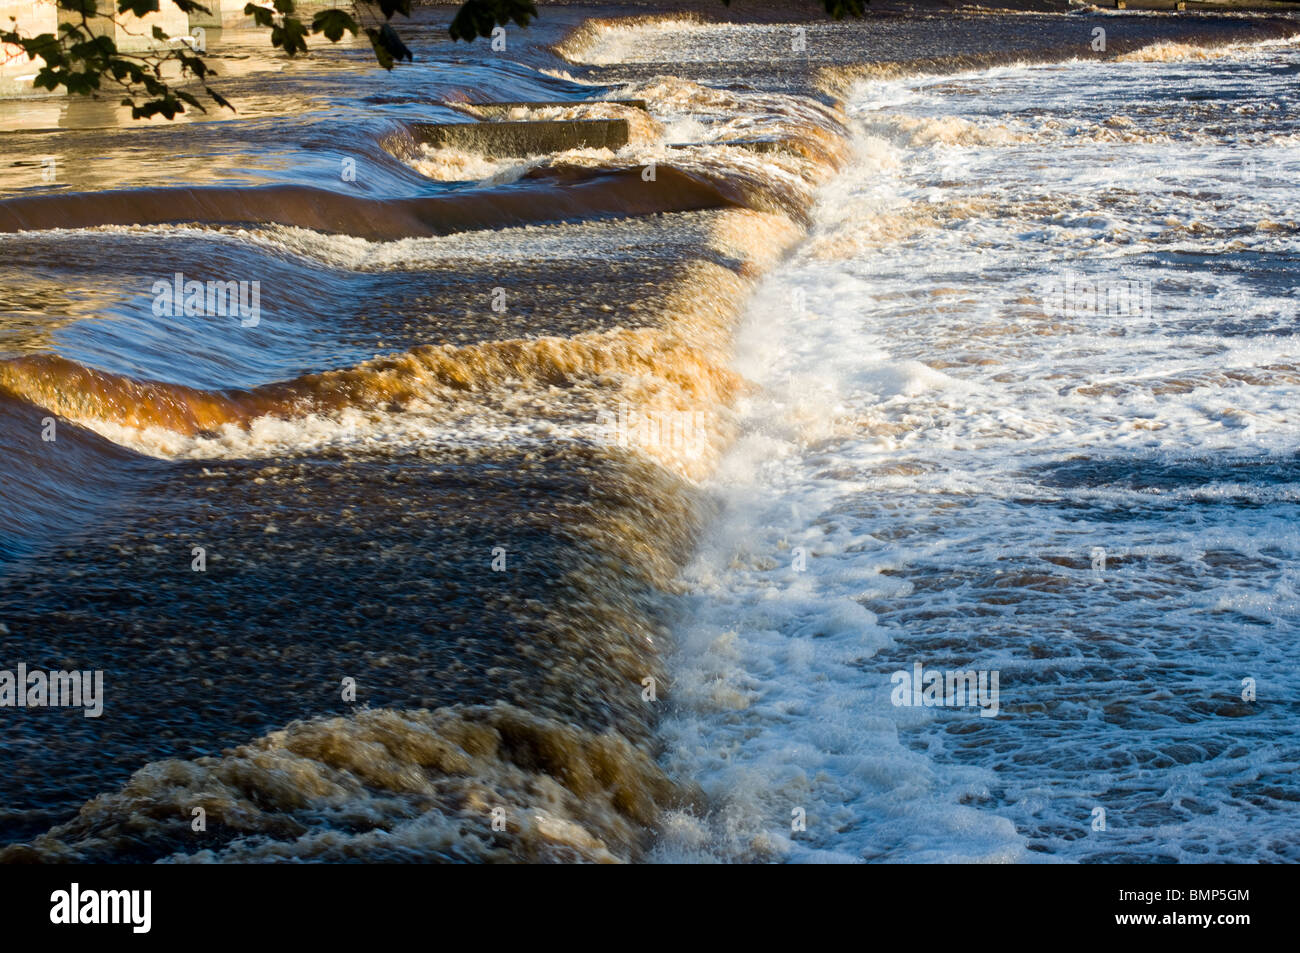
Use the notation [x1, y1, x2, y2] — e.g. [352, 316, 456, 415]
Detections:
[466, 99, 649, 117]
[410, 118, 631, 156]
[667, 138, 787, 154]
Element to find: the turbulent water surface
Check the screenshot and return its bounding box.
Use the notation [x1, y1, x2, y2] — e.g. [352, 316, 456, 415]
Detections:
[0, 7, 1296, 862]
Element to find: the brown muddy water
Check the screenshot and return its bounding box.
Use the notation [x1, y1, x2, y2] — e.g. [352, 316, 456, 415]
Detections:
[0, 5, 1293, 862]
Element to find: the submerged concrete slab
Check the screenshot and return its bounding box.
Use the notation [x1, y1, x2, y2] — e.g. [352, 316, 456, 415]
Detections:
[411, 118, 631, 155]
[468, 99, 649, 117]
[668, 138, 787, 154]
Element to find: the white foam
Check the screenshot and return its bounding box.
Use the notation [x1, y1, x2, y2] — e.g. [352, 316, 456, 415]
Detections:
[664, 46, 1300, 862]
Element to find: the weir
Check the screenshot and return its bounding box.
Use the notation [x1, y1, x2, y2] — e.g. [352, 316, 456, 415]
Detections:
[668, 138, 789, 154]
[410, 118, 633, 155]
[0, 167, 736, 239]
[465, 99, 649, 117]
[7, 2, 1294, 868]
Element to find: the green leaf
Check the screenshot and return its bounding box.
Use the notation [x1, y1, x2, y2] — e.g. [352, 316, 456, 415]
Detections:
[244, 3, 274, 27]
[365, 23, 410, 69]
[176, 89, 203, 111]
[116, 0, 161, 16]
[270, 16, 309, 55]
[448, 0, 537, 42]
[365, 26, 392, 70]
[177, 51, 212, 79]
[374, 0, 412, 20]
[206, 85, 233, 111]
[823, 0, 868, 19]
[311, 9, 359, 43]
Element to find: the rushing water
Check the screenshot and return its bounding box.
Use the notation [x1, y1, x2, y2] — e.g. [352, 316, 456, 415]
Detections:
[659, 40, 1300, 863]
[0, 8, 1296, 862]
